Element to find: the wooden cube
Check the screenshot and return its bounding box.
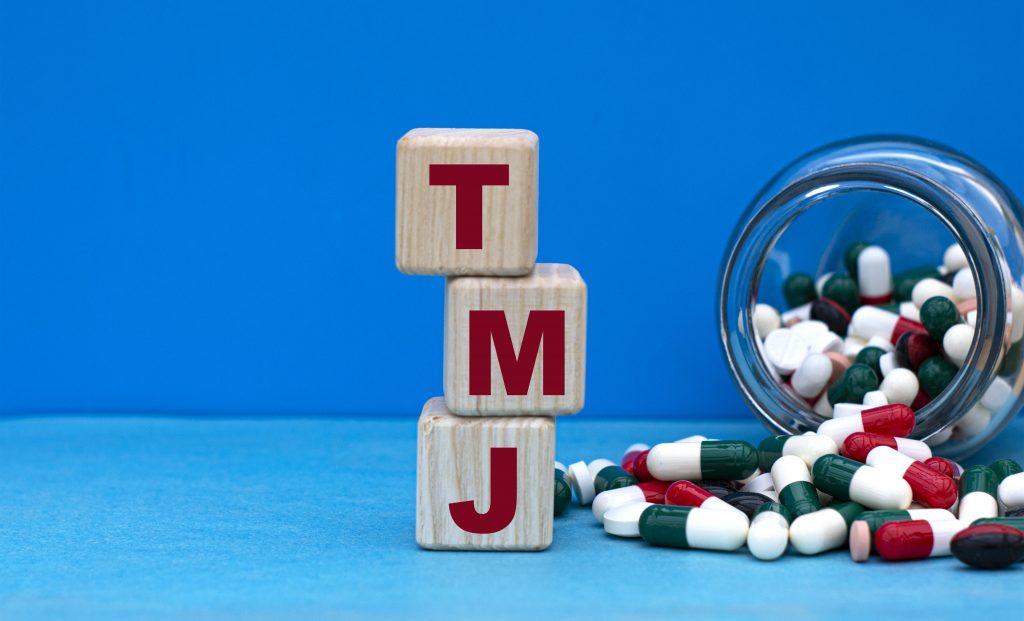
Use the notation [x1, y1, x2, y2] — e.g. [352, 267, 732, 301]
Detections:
[444, 263, 586, 416]
[396, 128, 538, 276]
[416, 397, 554, 551]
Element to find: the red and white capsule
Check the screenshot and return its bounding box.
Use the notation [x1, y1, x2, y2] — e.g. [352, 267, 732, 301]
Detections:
[843, 432, 932, 463]
[850, 305, 924, 344]
[857, 246, 893, 305]
[665, 481, 749, 521]
[875, 519, 969, 560]
[592, 481, 670, 522]
[865, 446, 958, 509]
[817, 404, 916, 446]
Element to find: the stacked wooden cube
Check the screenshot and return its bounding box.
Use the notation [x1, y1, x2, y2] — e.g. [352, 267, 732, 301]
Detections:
[396, 128, 587, 551]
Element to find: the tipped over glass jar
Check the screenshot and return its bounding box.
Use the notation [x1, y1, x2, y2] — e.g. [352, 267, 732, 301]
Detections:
[719, 136, 1024, 460]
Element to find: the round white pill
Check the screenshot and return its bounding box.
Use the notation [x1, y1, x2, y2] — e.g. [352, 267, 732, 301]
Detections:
[956, 404, 991, 437]
[567, 460, 595, 506]
[880, 368, 918, 406]
[603, 501, 654, 537]
[764, 324, 832, 375]
[942, 323, 974, 367]
[981, 377, 1012, 411]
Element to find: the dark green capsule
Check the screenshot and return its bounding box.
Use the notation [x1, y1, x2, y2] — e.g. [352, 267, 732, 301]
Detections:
[827, 363, 879, 406]
[831, 501, 867, 526]
[960, 465, 998, 497]
[920, 296, 961, 340]
[973, 517, 1024, 530]
[779, 480, 821, 518]
[893, 267, 941, 303]
[918, 356, 958, 398]
[991, 459, 1024, 483]
[757, 436, 788, 472]
[699, 440, 759, 480]
[639, 505, 693, 548]
[844, 241, 870, 281]
[821, 274, 860, 313]
[855, 346, 886, 379]
[554, 470, 571, 516]
[593, 465, 638, 494]
[854, 510, 914, 535]
[812, 454, 864, 500]
[783, 273, 817, 309]
[754, 501, 793, 524]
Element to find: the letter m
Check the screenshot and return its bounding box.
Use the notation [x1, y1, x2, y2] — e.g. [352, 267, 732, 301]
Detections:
[468, 310, 565, 396]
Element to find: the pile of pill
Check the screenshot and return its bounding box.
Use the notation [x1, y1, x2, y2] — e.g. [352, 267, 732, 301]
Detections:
[553, 404, 1024, 569]
[751, 241, 1023, 445]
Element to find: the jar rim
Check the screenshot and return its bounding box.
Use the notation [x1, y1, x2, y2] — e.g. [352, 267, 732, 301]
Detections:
[719, 137, 1013, 452]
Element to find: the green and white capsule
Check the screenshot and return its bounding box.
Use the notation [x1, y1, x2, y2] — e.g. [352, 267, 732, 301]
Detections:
[588, 458, 639, 495]
[812, 454, 912, 510]
[789, 502, 865, 555]
[638, 505, 749, 551]
[771, 455, 821, 518]
[645, 440, 759, 482]
[759, 434, 839, 472]
[747, 502, 793, 561]
[992, 459, 1024, 510]
[958, 465, 999, 524]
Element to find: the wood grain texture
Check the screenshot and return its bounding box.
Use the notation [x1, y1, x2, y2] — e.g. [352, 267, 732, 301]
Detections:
[395, 128, 538, 276]
[416, 397, 554, 551]
[444, 263, 586, 416]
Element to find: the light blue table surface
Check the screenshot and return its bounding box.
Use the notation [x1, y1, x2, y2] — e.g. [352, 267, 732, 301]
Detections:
[1, 414, 1022, 620]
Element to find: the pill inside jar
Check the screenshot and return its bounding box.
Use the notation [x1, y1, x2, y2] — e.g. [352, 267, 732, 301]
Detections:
[720, 137, 1024, 460]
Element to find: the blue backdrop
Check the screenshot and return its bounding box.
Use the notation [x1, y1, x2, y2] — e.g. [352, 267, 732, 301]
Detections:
[2, 1, 1023, 417]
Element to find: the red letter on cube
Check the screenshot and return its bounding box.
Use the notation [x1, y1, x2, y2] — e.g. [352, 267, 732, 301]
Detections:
[468, 310, 565, 396]
[429, 164, 510, 250]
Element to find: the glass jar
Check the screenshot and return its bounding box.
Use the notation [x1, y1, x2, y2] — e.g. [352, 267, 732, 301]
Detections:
[719, 136, 1024, 460]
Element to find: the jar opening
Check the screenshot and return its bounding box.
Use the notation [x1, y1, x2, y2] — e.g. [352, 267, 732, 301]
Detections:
[721, 152, 1012, 458]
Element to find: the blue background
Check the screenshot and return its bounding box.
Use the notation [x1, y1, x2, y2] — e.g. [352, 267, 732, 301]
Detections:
[3, 1, 1024, 418]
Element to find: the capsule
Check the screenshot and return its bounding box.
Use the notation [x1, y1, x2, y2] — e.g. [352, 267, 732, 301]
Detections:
[865, 446, 958, 509]
[959, 465, 999, 524]
[848, 508, 957, 561]
[591, 481, 670, 522]
[812, 454, 912, 510]
[875, 519, 968, 560]
[567, 460, 596, 505]
[972, 517, 1024, 529]
[924, 456, 963, 480]
[816, 404, 915, 446]
[747, 502, 793, 561]
[951, 523, 1024, 569]
[666, 480, 749, 521]
[645, 440, 758, 482]
[771, 455, 821, 518]
[620, 443, 649, 475]
[857, 245, 893, 305]
[638, 505, 749, 551]
[591, 460, 639, 495]
[997, 472, 1024, 511]
[554, 469, 571, 516]
[842, 432, 932, 463]
[789, 501, 865, 555]
[997, 471, 1024, 510]
[850, 305, 924, 344]
[758, 434, 838, 471]
[603, 501, 654, 538]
